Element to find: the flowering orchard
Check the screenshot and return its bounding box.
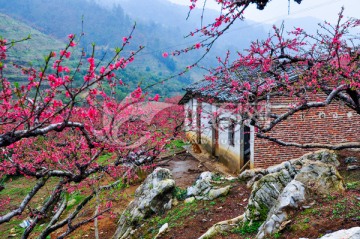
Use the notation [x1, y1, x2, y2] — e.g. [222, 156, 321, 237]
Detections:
[0, 27, 184, 238]
[182, 1, 360, 149]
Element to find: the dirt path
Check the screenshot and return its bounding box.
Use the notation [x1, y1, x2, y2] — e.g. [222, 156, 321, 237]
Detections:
[157, 152, 206, 188]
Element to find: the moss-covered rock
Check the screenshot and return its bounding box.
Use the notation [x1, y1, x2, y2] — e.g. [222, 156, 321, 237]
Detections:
[245, 169, 293, 221]
[294, 160, 345, 194]
[256, 180, 308, 239]
[113, 168, 175, 239]
[240, 150, 344, 239]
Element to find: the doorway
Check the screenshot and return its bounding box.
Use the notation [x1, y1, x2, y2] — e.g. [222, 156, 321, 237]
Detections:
[243, 125, 251, 165]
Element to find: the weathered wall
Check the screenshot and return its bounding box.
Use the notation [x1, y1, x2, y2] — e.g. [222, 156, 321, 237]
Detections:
[184, 94, 359, 170]
[217, 116, 242, 173]
[253, 95, 360, 168]
[185, 101, 244, 174]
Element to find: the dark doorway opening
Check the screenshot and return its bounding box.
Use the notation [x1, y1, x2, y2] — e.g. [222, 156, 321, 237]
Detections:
[212, 118, 219, 157]
[243, 125, 251, 165]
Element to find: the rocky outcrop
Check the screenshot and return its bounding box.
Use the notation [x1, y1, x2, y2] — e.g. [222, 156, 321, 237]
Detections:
[256, 180, 307, 239]
[113, 168, 175, 239]
[239, 150, 341, 182]
[241, 150, 345, 239]
[299, 149, 340, 167]
[187, 172, 213, 198]
[294, 160, 344, 194]
[187, 172, 230, 201]
[239, 150, 344, 197]
[199, 150, 345, 239]
[245, 169, 293, 221]
[319, 227, 360, 239]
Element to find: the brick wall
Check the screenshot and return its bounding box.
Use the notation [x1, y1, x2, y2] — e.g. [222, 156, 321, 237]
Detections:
[253, 95, 360, 168]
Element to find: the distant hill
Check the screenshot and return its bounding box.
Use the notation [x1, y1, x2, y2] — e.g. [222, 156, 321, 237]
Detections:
[0, 12, 191, 98]
[0, 13, 65, 82]
[0, 0, 271, 97]
[97, 0, 268, 57]
[0, 0, 201, 97]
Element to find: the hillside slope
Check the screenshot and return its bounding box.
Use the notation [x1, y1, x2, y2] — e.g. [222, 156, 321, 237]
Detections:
[0, 12, 190, 97]
[0, 13, 65, 81]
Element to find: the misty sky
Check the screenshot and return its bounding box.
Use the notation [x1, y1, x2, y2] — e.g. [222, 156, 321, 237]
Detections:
[167, 0, 359, 23]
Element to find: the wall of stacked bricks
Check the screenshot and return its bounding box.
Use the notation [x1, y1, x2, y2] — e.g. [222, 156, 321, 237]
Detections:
[253, 95, 360, 168]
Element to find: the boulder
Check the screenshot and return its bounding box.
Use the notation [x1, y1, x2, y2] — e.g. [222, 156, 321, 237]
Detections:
[345, 157, 358, 164]
[239, 168, 267, 181]
[347, 165, 360, 171]
[299, 150, 340, 167]
[113, 168, 175, 239]
[245, 169, 293, 221]
[187, 172, 213, 197]
[256, 180, 308, 239]
[239, 150, 340, 184]
[294, 160, 345, 194]
[319, 227, 360, 239]
[207, 186, 231, 200]
[187, 172, 230, 201]
[241, 150, 344, 238]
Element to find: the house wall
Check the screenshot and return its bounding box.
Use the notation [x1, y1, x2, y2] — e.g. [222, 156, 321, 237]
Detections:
[184, 100, 247, 174]
[216, 111, 242, 173]
[184, 98, 192, 132]
[253, 95, 360, 168]
[199, 102, 214, 154]
[184, 94, 359, 171]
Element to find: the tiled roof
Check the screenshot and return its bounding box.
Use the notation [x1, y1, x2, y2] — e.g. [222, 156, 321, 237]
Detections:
[179, 66, 300, 105]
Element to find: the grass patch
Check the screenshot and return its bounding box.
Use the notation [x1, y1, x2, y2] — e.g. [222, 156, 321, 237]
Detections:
[97, 153, 113, 165]
[346, 181, 359, 190]
[231, 221, 263, 235]
[65, 192, 87, 211]
[212, 173, 223, 182]
[0, 177, 34, 197]
[165, 139, 187, 149]
[152, 201, 198, 227]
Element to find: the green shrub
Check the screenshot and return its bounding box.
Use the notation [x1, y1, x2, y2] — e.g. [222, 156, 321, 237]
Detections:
[173, 187, 187, 201]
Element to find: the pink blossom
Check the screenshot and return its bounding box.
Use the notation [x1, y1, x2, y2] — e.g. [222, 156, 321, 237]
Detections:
[150, 94, 160, 102]
[162, 52, 169, 58]
[131, 87, 142, 99]
[100, 66, 106, 75]
[84, 75, 91, 82]
[69, 41, 76, 47]
[65, 51, 71, 59]
[88, 108, 96, 119]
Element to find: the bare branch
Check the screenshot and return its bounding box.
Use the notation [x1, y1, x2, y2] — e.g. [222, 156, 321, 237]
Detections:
[0, 177, 48, 224]
[37, 198, 67, 239]
[57, 208, 110, 239]
[0, 121, 94, 148]
[22, 180, 65, 238]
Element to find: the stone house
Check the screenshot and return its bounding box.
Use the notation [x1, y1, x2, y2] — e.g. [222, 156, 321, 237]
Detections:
[179, 76, 360, 174]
